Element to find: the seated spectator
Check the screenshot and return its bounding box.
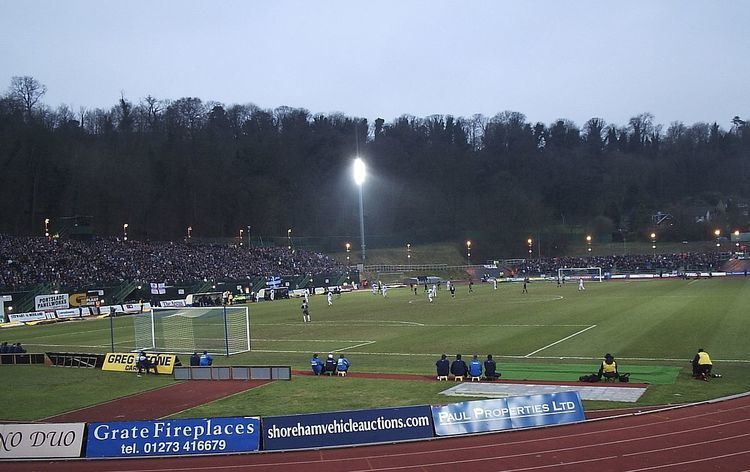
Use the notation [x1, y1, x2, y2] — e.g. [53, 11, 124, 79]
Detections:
[189, 351, 200, 366]
[597, 353, 618, 381]
[199, 350, 213, 366]
[324, 353, 337, 375]
[310, 353, 323, 375]
[0, 342, 8, 353]
[435, 354, 450, 379]
[10, 343, 24, 353]
[484, 354, 501, 380]
[468, 354, 483, 379]
[450, 354, 468, 379]
[692, 348, 713, 380]
[336, 354, 350, 374]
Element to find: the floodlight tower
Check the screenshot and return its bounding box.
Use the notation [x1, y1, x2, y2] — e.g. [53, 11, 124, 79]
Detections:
[353, 157, 366, 263]
[586, 234, 592, 252]
[123, 223, 129, 241]
[714, 229, 721, 249]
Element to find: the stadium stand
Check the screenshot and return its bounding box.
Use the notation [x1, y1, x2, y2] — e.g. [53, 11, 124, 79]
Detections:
[0, 235, 347, 290]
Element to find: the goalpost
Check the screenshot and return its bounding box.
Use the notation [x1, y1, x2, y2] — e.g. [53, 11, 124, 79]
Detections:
[558, 267, 603, 282]
[133, 306, 251, 356]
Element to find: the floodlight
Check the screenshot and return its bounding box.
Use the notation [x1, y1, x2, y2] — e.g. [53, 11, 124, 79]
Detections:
[353, 158, 366, 186]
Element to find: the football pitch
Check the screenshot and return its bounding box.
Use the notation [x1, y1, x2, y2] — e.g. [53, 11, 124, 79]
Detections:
[3, 277, 750, 420]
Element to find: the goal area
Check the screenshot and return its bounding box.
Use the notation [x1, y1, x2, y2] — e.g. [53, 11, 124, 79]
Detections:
[558, 267, 603, 282]
[133, 306, 250, 355]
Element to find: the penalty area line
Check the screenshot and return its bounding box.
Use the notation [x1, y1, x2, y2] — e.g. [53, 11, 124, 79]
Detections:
[335, 341, 377, 352]
[524, 324, 598, 358]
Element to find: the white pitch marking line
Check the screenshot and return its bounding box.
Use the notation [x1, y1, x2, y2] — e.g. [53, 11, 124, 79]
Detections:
[336, 341, 377, 352]
[524, 325, 598, 358]
[254, 338, 373, 343]
[254, 322, 590, 328]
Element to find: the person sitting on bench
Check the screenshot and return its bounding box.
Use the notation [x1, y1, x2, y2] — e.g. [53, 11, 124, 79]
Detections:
[436, 354, 450, 380]
[310, 353, 324, 375]
[450, 354, 468, 380]
[597, 353, 618, 381]
[336, 354, 350, 375]
[484, 354, 501, 380]
[468, 354, 483, 380]
[324, 353, 337, 375]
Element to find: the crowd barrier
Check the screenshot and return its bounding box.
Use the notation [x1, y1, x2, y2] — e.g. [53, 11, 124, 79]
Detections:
[173, 365, 291, 381]
[0, 391, 585, 460]
[0, 353, 46, 365]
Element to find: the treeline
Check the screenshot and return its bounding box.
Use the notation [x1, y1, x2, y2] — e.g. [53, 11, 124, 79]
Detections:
[1, 76, 749, 257]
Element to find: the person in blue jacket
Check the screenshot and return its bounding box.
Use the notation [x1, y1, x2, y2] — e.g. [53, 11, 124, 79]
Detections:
[310, 353, 324, 375]
[199, 350, 213, 366]
[336, 354, 350, 373]
[468, 354, 483, 378]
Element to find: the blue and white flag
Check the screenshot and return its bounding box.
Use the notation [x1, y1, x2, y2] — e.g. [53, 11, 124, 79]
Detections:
[266, 276, 282, 289]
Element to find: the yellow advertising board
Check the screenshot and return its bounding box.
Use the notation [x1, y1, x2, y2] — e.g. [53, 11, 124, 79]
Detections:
[69, 293, 88, 307]
[102, 352, 180, 375]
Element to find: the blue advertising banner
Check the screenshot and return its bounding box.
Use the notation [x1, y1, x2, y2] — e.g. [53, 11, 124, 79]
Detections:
[262, 405, 433, 451]
[432, 391, 585, 436]
[85, 417, 260, 458]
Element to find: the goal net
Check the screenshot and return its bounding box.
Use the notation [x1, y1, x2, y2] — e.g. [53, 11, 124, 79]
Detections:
[133, 306, 250, 355]
[558, 267, 603, 282]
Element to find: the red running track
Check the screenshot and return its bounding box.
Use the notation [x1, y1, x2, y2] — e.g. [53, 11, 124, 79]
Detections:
[8, 394, 750, 472]
[43, 380, 270, 423]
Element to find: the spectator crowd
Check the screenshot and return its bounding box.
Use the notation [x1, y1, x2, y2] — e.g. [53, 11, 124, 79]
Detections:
[515, 252, 729, 276]
[0, 235, 347, 290]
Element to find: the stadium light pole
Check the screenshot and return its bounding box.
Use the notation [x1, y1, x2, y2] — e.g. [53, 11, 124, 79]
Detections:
[586, 235, 592, 253]
[353, 158, 366, 263]
[123, 223, 129, 241]
[407, 243, 411, 263]
[239, 228, 244, 247]
[187, 226, 192, 240]
[527, 238, 533, 256]
[44, 218, 50, 238]
[287, 228, 292, 250]
[466, 240, 472, 265]
[345, 242, 351, 264]
[714, 229, 721, 249]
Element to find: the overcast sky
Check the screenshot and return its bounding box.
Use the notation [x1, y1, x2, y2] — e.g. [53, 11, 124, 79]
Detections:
[1, 1, 748, 127]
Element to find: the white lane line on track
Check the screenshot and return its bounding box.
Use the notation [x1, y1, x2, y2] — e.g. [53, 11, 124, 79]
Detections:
[624, 450, 750, 471]
[622, 432, 750, 457]
[524, 325, 598, 357]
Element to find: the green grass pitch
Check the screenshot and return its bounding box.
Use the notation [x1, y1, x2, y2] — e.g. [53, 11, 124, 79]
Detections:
[2, 278, 750, 420]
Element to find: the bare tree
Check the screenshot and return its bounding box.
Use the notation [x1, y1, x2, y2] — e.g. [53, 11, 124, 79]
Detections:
[8, 76, 47, 120]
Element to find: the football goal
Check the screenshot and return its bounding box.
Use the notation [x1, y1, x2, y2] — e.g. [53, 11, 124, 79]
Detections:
[133, 306, 250, 355]
[558, 267, 603, 282]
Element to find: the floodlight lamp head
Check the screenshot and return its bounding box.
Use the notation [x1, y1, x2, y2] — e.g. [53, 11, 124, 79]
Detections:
[353, 157, 366, 186]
